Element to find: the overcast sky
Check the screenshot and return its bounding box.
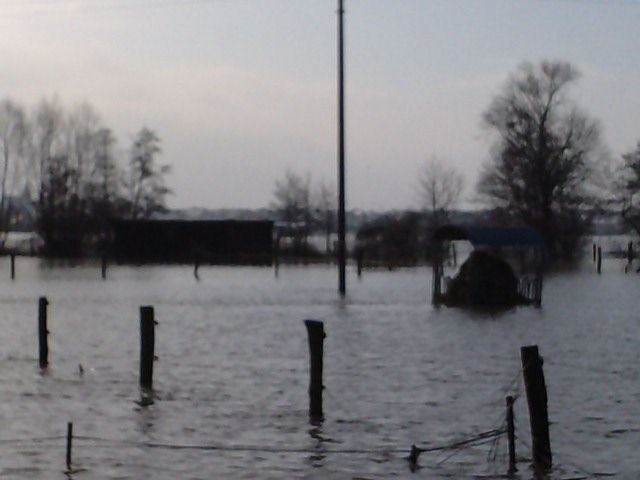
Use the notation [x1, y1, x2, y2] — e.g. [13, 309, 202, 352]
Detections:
[2, 0, 639, 210]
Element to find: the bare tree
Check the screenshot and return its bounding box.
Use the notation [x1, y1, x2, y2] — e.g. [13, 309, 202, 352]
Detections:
[619, 141, 640, 237]
[0, 99, 29, 236]
[416, 157, 464, 228]
[30, 98, 70, 252]
[29, 97, 66, 194]
[271, 169, 312, 252]
[127, 127, 171, 220]
[313, 179, 337, 254]
[89, 127, 121, 235]
[477, 60, 603, 259]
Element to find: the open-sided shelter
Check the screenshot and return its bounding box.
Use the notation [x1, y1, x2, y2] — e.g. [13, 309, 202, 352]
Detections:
[431, 225, 546, 308]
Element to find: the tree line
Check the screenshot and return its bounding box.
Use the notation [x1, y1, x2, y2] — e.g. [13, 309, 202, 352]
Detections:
[0, 97, 170, 256]
[271, 60, 640, 264]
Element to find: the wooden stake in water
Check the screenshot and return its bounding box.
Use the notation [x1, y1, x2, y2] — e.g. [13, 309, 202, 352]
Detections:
[38, 297, 49, 369]
[194, 253, 200, 281]
[66, 422, 73, 472]
[101, 254, 107, 280]
[597, 246, 602, 274]
[140, 306, 155, 391]
[521, 345, 552, 470]
[10, 253, 15, 280]
[304, 320, 325, 422]
[506, 396, 517, 473]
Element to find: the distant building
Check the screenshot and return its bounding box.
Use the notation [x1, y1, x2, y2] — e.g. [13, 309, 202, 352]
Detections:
[111, 219, 274, 264]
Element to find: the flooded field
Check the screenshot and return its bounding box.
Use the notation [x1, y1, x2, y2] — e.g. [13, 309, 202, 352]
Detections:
[0, 255, 638, 479]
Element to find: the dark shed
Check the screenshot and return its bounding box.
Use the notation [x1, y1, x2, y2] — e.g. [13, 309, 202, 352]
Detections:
[111, 219, 274, 264]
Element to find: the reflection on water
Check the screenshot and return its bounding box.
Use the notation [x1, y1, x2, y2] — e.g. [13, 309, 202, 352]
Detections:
[0, 257, 637, 478]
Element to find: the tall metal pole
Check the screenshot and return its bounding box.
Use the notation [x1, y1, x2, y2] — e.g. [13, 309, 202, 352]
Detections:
[337, 0, 347, 296]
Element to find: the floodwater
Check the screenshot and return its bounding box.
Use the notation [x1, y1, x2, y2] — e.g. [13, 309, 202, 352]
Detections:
[0, 255, 638, 479]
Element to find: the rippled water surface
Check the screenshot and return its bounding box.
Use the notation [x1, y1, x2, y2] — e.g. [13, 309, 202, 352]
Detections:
[0, 256, 638, 479]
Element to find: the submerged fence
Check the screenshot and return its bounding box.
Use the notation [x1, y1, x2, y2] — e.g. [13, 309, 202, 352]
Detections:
[6, 292, 619, 477]
[25, 298, 565, 476]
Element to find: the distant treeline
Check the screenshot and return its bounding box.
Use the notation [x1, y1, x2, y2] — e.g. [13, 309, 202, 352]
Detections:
[0, 97, 171, 256]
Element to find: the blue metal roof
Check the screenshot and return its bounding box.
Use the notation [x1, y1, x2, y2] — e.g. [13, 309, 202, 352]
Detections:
[432, 225, 546, 248]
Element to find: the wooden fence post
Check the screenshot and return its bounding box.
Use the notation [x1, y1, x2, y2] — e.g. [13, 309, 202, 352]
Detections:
[140, 306, 155, 391]
[274, 235, 281, 278]
[431, 257, 442, 304]
[101, 254, 107, 280]
[38, 297, 49, 369]
[10, 254, 15, 280]
[304, 319, 325, 423]
[597, 246, 602, 274]
[506, 395, 517, 473]
[592, 243, 597, 262]
[521, 345, 552, 471]
[66, 422, 73, 472]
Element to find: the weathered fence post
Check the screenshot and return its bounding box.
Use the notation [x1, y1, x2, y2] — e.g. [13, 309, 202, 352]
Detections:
[534, 271, 543, 306]
[66, 422, 73, 472]
[592, 243, 597, 262]
[506, 395, 517, 473]
[520, 345, 552, 471]
[101, 254, 107, 280]
[431, 257, 442, 304]
[10, 253, 15, 280]
[596, 246, 602, 274]
[274, 236, 280, 278]
[38, 297, 49, 369]
[304, 319, 325, 423]
[140, 306, 155, 391]
[451, 242, 457, 267]
[194, 254, 200, 281]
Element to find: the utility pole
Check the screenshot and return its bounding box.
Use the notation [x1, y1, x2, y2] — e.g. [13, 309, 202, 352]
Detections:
[337, 0, 347, 296]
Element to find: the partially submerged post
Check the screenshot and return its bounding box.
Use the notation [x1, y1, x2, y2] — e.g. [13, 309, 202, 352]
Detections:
[597, 246, 602, 274]
[506, 395, 517, 473]
[304, 319, 325, 423]
[274, 235, 280, 278]
[38, 297, 49, 369]
[194, 253, 200, 281]
[520, 345, 552, 471]
[66, 422, 73, 472]
[140, 306, 155, 392]
[101, 254, 108, 280]
[10, 254, 15, 280]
